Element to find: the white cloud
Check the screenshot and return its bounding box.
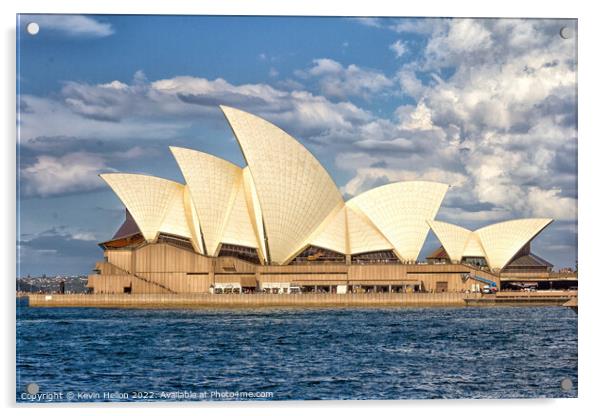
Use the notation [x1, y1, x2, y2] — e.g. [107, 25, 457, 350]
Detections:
[305, 58, 343, 76]
[19, 139, 161, 198]
[297, 58, 394, 100]
[527, 187, 577, 221]
[19, 72, 375, 152]
[19, 94, 185, 143]
[396, 68, 425, 99]
[434, 19, 493, 53]
[21, 152, 111, 197]
[71, 231, 98, 241]
[340, 164, 465, 197]
[150, 74, 373, 136]
[389, 18, 448, 35]
[99, 80, 128, 90]
[351, 17, 383, 29]
[389, 40, 407, 59]
[397, 101, 435, 131]
[24, 15, 114, 38]
[437, 206, 509, 223]
[354, 17, 447, 36]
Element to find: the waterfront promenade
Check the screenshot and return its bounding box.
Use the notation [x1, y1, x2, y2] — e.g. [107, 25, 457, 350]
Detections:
[25, 291, 577, 308]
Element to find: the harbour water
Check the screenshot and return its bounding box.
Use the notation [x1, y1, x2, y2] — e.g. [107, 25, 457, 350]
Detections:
[16, 300, 577, 401]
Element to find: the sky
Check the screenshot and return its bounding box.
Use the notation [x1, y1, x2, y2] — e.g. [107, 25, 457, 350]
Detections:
[16, 15, 578, 276]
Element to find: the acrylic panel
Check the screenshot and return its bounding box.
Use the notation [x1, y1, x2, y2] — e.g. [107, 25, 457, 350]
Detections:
[16, 15, 578, 402]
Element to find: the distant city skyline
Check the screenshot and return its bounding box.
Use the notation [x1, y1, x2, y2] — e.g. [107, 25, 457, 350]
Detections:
[17, 15, 577, 275]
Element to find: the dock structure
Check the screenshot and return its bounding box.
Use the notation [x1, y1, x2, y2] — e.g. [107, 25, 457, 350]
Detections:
[26, 291, 577, 309]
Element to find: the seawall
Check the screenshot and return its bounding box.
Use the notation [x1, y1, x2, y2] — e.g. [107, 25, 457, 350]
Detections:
[25, 291, 577, 309]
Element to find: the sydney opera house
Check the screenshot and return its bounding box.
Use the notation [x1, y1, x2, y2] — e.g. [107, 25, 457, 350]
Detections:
[87, 106, 554, 295]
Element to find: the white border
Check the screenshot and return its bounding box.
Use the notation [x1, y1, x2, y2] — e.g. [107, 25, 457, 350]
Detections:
[3, 1, 600, 415]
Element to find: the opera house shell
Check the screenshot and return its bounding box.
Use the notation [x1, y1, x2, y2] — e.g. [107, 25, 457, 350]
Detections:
[88, 106, 554, 295]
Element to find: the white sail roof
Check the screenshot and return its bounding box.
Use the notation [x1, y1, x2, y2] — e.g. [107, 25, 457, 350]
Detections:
[100, 173, 190, 242]
[221, 105, 344, 264]
[348, 181, 448, 261]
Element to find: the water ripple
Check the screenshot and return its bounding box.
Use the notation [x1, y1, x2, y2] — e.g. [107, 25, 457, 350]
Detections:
[16, 302, 577, 401]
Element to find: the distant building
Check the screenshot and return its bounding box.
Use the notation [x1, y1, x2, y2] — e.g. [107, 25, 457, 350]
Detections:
[88, 106, 554, 295]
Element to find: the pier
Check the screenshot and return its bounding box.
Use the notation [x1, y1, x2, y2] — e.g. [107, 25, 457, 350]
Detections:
[25, 291, 577, 309]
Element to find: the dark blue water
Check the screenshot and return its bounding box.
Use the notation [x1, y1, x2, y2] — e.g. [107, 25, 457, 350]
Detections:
[16, 300, 577, 401]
